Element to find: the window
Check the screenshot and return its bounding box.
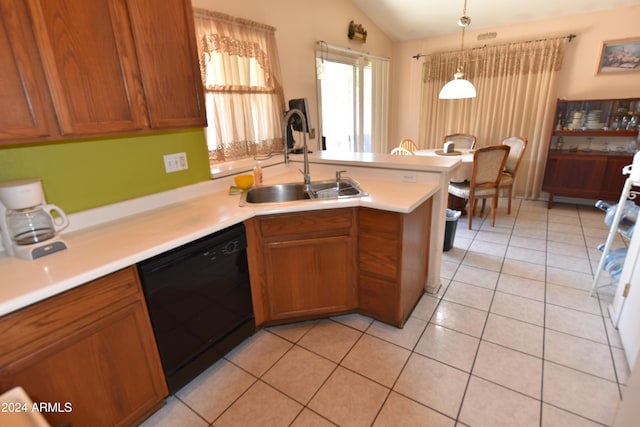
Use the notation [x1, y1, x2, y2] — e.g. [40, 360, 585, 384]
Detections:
[316, 43, 389, 153]
[193, 9, 285, 162]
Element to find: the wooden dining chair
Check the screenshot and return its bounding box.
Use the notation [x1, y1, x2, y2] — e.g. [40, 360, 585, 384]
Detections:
[448, 145, 510, 229]
[443, 133, 477, 150]
[399, 138, 418, 153]
[500, 136, 528, 214]
[390, 147, 415, 156]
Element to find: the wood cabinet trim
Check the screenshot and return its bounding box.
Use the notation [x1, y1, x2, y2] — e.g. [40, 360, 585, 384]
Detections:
[0, 267, 139, 364]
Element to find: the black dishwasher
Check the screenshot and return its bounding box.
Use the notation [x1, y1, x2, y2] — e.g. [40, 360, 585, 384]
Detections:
[137, 223, 254, 393]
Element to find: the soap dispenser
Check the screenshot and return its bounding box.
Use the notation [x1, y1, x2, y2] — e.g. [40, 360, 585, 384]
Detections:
[253, 160, 263, 185]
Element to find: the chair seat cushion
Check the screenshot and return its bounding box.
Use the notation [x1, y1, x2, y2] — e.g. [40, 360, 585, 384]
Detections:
[449, 183, 499, 198]
[500, 173, 514, 186]
[448, 182, 469, 198]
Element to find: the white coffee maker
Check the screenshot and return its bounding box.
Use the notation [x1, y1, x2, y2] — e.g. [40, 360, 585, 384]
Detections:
[0, 179, 69, 260]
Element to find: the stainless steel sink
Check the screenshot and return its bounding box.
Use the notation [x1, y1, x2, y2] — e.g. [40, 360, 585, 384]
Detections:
[240, 178, 368, 205]
[244, 183, 313, 204]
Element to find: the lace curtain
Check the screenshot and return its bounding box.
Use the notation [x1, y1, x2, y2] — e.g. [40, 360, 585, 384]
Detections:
[193, 9, 285, 162]
[419, 37, 570, 199]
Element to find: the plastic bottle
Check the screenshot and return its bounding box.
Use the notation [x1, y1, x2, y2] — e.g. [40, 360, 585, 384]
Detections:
[598, 244, 627, 281]
[595, 200, 638, 238]
[253, 161, 263, 185]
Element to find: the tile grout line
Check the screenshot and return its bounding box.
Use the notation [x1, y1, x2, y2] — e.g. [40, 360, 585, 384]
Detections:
[539, 202, 554, 427]
[282, 319, 366, 426]
[369, 202, 488, 426]
[452, 199, 518, 424]
[579, 206, 626, 400]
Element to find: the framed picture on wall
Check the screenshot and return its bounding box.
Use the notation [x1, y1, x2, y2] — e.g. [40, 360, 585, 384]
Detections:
[597, 37, 640, 75]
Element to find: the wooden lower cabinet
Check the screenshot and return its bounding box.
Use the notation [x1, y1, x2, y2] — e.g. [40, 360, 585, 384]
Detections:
[359, 199, 432, 327]
[245, 208, 358, 326]
[543, 152, 633, 208]
[602, 156, 635, 201]
[0, 266, 167, 427]
[245, 201, 433, 329]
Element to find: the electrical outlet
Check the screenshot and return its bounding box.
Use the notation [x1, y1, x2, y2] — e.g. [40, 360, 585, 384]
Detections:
[401, 173, 417, 183]
[177, 152, 188, 170]
[163, 152, 189, 173]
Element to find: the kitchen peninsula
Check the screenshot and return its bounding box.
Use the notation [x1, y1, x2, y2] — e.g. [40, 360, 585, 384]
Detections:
[0, 152, 459, 317]
[0, 152, 459, 426]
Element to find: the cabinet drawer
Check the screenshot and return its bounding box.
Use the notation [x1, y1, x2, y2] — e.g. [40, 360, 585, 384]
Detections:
[359, 232, 398, 280]
[0, 266, 140, 363]
[359, 275, 397, 324]
[259, 208, 354, 238]
[359, 208, 400, 234]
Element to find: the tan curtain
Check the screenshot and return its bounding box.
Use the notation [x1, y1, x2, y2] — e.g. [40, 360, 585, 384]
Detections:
[419, 37, 570, 199]
[193, 9, 285, 162]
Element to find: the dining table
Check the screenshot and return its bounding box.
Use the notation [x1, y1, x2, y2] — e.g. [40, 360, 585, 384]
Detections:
[414, 148, 475, 213]
[414, 148, 474, 183]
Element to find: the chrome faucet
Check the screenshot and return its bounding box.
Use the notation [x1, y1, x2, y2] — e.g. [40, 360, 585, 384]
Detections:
[283, 108, 311, 190]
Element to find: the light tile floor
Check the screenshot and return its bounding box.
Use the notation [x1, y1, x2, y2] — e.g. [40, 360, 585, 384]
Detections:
[140, 199, 630, 427]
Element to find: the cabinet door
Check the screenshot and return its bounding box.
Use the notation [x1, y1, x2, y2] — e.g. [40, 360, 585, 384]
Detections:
[600, 156, 633, 201]
[0, 301, 166, 427]
[543, 154, 607, 199]
[0, 267, 167, 427]
[126, 0, 207, 129]
[0, 1, 55, 141]
[263, 235, 357, 321]
[26, 0, 147, 135]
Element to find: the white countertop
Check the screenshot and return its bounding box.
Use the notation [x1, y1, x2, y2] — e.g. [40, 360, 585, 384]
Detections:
[0, 154, 457, 317]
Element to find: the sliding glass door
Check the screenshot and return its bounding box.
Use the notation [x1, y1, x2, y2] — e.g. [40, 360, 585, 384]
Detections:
[316, 45, 387, 153]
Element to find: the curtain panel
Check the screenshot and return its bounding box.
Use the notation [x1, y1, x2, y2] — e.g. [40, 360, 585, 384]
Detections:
[419, 37, 569, 199]
[370, 58, 390, 153]
[193, 9, 285, 162]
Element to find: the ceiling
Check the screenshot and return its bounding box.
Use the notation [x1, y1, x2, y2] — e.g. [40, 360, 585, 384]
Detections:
[351, 0, 640, 41]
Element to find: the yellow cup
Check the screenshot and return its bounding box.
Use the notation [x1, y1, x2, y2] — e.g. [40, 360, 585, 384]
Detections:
[234, 174, 254, 190]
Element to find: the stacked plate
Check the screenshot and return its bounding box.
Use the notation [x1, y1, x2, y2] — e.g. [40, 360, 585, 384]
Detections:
[567, 111, 583, 130]
[586, 110, 606, 130]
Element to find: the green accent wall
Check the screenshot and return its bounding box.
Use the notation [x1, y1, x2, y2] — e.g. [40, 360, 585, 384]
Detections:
[0, 129, 210, 213]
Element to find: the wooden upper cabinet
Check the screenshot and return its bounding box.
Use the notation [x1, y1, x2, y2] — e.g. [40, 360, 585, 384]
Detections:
[0, 0, 205, 144]
[26, 0, 148, 136]
[0, 0, 56, 141]
[126, 0, 206, 129]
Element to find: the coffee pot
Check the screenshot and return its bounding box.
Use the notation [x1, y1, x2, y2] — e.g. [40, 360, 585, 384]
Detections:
[0, 179, 69, 260]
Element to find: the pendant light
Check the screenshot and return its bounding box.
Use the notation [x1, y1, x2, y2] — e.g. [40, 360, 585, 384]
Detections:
[439, 0, 476, 99]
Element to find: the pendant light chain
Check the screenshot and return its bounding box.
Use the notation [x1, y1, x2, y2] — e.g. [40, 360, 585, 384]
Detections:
[438, 0, 476, 98]
[458, 0, 469, 73]
[457, 26, 465, 72]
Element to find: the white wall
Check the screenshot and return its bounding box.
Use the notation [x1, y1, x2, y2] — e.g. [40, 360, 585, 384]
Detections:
[390, 5, 640, 147]
[191, 0, 393, 151]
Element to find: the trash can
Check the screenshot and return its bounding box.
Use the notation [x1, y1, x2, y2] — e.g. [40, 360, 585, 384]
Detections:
[443, 209, 461, 251]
